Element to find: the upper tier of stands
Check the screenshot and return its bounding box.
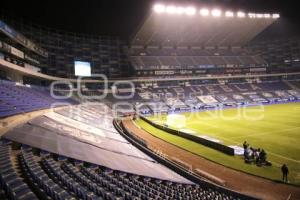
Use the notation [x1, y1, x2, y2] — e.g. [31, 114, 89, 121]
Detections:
[249, 38, 300, 74]
[127, 47, 267, 71]
[2, 17, 298, 79]
[0, 79, 77, 118]
[0, 18, 132, 79]
[128, 47, 250, 56]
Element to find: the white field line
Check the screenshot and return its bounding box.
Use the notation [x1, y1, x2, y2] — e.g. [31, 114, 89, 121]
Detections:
[185, 122, 241, 144]
[187, 123, 300, 163]
[205, 125, 300, 163]
[268, 152, 300, 164]
[231, 126, 300, 139]
[224, 127, 300, 164]
[152, 117, 300, 164]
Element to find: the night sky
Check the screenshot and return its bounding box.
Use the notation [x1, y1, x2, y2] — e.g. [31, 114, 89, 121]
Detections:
[0, 0, 298, 40]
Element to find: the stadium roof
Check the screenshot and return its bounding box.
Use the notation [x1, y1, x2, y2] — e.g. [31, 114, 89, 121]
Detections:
[130, 4, 279, 47]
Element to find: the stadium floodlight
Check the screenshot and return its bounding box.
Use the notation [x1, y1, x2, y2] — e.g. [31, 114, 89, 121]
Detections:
[248, 13, 256, 18]
[237, 11, 246, 18]
[166, 6, 176, 14]
[264, 14, 271, 18]
[185, 7, 196, 15]
[200, 8, 210, 16]
[175, 7, 185, 15]
[153, 4, 166, 13]
[211, 9, 222, 17]
[225, 11, 234, 17]
[256, 14, 263, 18]
[272, 13, 280, 19]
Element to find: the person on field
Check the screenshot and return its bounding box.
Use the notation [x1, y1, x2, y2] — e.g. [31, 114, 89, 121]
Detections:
[244, 148, 251, 163]
[259, 149, 267, 163]
[281, 164, 289, 182]
[255, 148, 261, 163]
[243, 141, 249, 150]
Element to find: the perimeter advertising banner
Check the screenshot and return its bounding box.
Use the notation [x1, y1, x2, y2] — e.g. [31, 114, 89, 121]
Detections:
[0, 20, 48, 57]
[1, 42, 11, 52]
[0, 40, 24, 59]
[24, 54, 40, 65]
[154, 70, 175, 75]
[10, 46, 24, 59]
[137, 69, 207, 76]
[250, 67, 266, 72]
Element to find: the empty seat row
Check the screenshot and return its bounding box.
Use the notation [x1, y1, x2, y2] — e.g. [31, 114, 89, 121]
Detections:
[0, 140, 242, 200]
[0, 143, 38, 200]
[42, 158, 101, 200]
[62, 162, 124, 200]
[0, 185, 9, 200]
[19, 149, 75, 200]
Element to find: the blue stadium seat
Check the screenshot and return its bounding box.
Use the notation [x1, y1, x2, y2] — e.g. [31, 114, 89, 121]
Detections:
[0, 79, 77, 118]
[0, 143, 38, 200]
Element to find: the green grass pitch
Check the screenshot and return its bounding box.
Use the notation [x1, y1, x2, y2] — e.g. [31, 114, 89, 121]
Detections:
[136, 103, 300, 185]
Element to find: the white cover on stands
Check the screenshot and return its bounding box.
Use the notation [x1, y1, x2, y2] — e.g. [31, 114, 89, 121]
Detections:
[197, 95, 218, 104]
[4, 105, 193, 184]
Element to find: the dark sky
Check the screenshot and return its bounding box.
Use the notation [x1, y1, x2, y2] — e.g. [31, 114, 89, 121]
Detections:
[0, 0, 298, 39]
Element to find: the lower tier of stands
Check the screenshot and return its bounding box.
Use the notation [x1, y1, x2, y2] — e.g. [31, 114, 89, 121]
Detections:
[102, 80, 300, 114]
[0, 141, 38, 200]
[0, 139, 243, 200]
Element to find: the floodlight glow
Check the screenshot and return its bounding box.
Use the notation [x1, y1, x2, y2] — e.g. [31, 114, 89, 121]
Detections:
[185, 7, 196, 15]
[153, 4, 165, 13]
[248, 13, 256, 18]
[256, 14, 263, 18]
[211, 9, 222, 17]
[225, 11, 234, 17]
[175, 7, 185, 15]
[166, 6, 176, 14]
[200, 8, 210, 16]
[272, 14, 280, 19]
[153, 4, 275, 19]
[237, 12, 245, 18]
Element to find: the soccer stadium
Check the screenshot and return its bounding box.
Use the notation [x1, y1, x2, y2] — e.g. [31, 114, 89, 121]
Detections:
[0, 0, 300, 199]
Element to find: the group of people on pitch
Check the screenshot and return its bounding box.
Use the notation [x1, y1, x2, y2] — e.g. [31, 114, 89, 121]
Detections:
[243, 141, 270, 166]
[243, 141, 290, 183]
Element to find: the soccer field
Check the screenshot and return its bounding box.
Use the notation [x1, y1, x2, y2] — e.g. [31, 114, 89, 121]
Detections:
[136, 103, 300, 185]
